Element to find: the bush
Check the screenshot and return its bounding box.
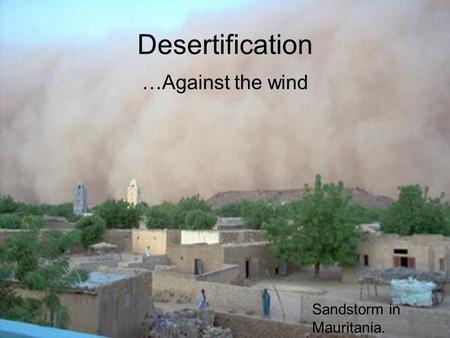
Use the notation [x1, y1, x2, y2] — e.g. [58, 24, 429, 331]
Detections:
[145, 195, 214, 229]
[41, 229, 81, 257]
[218, 199, 285, 229]
[0, 213, 22, 229]
[22, 215, 44, 230]
[2, 233, 40, 280]
[93, 199, 141, 229]
[381, 185, 450, 235]
[172, 195, 212, 228]
[75, 215, 106, 248]
[46, 203, 79, 222]
[241, 200, 278, 229]
[184, 210, 217, 230]
[145, 202, 177, 229]
[0, 195, 18, 213]
[217, 200, 246, 217]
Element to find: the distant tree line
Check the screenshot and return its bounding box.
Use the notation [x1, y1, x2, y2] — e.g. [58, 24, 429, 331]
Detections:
[0, 196, 80, 223]
[145, 195, 217, 230]
[1, 180, 449, 237]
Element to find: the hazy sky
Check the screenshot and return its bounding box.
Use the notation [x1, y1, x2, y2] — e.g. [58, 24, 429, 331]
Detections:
[0, 0, 251, 44]
[1, 0, 449, 203]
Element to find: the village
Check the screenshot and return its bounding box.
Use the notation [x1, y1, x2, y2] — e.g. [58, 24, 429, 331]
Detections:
[1, 2, 450, 337]
[1, 178, 449, 338]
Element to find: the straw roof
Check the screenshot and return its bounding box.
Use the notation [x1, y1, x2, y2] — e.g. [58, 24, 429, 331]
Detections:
[359, 267, 449, 284]
[89, 242, 118, 250]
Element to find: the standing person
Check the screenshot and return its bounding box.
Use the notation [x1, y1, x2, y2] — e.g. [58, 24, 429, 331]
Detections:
[197, 289, 208, 310]
[145, 246, 151, 257]
[262, 288, 271, 318]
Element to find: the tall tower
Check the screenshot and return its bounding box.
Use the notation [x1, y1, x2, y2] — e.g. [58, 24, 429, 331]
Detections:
[127, 179, 141, 206]
[73, 182, 87, 215]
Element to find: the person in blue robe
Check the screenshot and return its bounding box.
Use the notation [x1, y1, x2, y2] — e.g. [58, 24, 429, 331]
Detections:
[197, 289, 208, 310]
[262, 288, 271, 318]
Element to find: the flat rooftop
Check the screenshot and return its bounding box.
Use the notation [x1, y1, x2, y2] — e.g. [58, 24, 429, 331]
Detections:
[76, 271, 136, 290]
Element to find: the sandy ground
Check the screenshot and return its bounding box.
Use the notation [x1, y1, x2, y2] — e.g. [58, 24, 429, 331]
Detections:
[249, 267, 450, 322]
[69, 255, 450, 324]
[153, 268, 397, 323]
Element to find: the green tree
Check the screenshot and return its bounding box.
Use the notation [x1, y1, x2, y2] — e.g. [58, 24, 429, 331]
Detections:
[2, 233, 40, 280]
[263, 175, 361, 278]
[22, 215, 45, 230]
[172, 195, 212, 228]
[184, 210, 217, 230]
[75, 215, 106, 248]
[42, 230, 82, 257]
[0, 231, 87, 327]
[381, 185, 450, 235]
[135, 202, 149, 218]
[0, 213, 22, 229]
[145, 202, 177, 229]
[93, 199, 141, 229]
[241, 200, 282, 229]
[46, 203, 79, 222]
[218, 200, 247, 217]
[10, 200, 78, 222]
[219, 199, 285, 229]
[0, 194, 19, 213]
[0, 264, 45, 325]
[145, 196, 216, 229]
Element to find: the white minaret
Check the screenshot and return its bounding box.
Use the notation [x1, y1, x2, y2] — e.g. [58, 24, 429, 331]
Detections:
[127, 179, 141, 206]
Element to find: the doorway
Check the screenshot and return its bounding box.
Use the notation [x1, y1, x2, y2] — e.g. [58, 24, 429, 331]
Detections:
[393, 256, 416, 269]
[245, 259, 250, 279]
[194, 258, 203, 275]
[400, 257, 408, 267]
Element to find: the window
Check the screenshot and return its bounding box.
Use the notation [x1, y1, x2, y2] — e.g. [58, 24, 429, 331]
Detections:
[364, 255, 369, 267]
[394, 249, 408, 254]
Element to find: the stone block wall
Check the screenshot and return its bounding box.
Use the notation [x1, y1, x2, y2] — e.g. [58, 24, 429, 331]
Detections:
[214, 312, 311, 338]
[153, 271, 262, 315]
[15, 271, 153, 338]
[359, 233, 450, 273]
[181, 230, 220, 244]
[219, 230, 266, 244]
[126, 254, 170, 270]
[104, 229, 132, 252]
[132, 229, 168, 255]
[214, 312, 368, 338]
[196, 264, 240, 284]
[16, 287, 101, 334]
[98, 271, 153, 338]
[166, 243, 224, 274]
[153, 270, 450, 337]
[222, 242, 273, 281]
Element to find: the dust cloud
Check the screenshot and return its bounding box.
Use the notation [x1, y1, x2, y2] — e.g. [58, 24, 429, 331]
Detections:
[1, 0, 449, 204]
